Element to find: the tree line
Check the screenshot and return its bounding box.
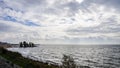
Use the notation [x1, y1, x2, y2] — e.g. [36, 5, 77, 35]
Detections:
[19, 41, 35, 47]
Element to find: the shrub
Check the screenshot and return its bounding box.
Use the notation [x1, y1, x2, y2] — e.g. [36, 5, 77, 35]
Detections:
[19, 42, 23, 47]
[0, 47, 7, 54]
[61, 54, 77, 68]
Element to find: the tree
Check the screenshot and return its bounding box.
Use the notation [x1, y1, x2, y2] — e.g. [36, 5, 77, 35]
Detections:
[29, 42, 32, 47]
[31, 42, 35, 47]
[19, 41, 35, 48]
[29, 42, 35, 47]
[23, 41, 27, 47]
[62, 54, 77, 68]
[19, 42, 23, 47]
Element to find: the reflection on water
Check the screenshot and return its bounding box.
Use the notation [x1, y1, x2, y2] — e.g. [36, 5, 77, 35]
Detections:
[8, 45, 120, 68]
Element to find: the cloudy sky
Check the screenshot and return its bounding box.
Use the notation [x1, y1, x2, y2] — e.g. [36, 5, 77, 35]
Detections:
[0, 0, 120, 44]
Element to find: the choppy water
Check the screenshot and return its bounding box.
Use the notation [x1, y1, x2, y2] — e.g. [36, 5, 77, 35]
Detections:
[8, 45, 120, 68]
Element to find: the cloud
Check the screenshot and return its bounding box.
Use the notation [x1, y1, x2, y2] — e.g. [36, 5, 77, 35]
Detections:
[0, 0, 120, 44]
[82, 0, 120, 12]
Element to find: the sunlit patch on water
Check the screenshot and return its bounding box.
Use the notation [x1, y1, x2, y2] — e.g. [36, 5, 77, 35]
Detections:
[7, 45, 120, 68]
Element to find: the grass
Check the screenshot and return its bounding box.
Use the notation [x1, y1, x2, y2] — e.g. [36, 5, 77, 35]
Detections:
[0, 47, 59, 68]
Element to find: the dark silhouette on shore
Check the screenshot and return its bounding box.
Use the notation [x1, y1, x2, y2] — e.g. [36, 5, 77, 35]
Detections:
[0, 47, 58, 68]
[61, 54, 90, 68]
[61, 54, 77, 68]
[19, 41, 35, 48]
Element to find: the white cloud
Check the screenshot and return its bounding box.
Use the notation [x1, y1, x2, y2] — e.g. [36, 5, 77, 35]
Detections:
[76, 0, 84, 3]
[0, 0, 120, 44]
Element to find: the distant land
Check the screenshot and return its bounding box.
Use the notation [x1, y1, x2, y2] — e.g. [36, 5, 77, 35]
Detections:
[0, 41, 12, 48]
[0, 41, 120, 46]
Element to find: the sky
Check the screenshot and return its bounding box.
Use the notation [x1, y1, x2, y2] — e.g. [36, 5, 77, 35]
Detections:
[0, 0, 120, 44]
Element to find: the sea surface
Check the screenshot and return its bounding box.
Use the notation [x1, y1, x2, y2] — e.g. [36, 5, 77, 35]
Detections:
[8, 45, 120, 68]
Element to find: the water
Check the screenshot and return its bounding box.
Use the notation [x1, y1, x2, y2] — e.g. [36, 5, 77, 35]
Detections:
[8, 45, 120, 68]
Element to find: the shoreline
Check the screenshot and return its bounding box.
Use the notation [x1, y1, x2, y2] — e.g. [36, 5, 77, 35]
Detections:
[0, 56, 20, 68]
[0, 44, 91, 68]
[0, 47, 59, 68]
